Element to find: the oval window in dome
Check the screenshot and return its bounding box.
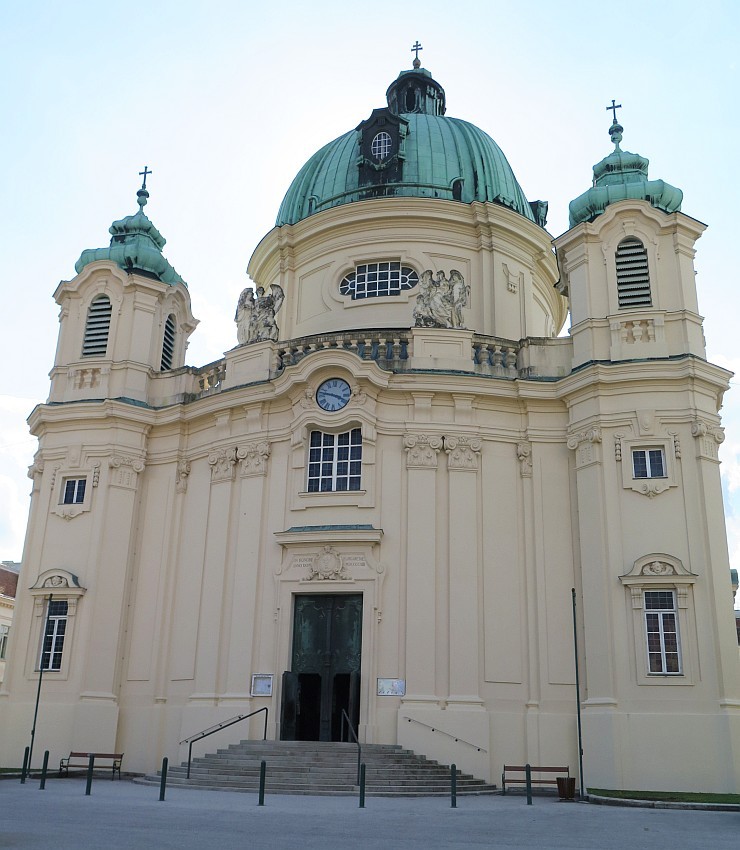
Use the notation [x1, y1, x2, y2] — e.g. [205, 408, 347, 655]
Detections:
[371, 132, 392, 161]
[340, 262, 418, 300]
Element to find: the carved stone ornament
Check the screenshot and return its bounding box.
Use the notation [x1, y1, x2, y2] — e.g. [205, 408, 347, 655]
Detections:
[29, 569, 86, 608]
[176, 459, 191, 493]
[642, 560, 675, 576]
[567, 427, 602, 467]
[45, 574, 70, 588]
[614, 433, 623, 462]
[299, 387, 315, 409]
[28, 457, 44, 491]
[109, 454, 145, 490]
[351, 384, 368, 406]
[307, 546, 350, 581]
[619, 553, 697, 605]
[692, 419, 725, 460]
[208, 448, 237, 483]
[235, 283, 285, 345]
[517, 441, 533, 477]
[404, 433, 443, 468]
[444, 435, 481, 470]
[237, 441, 271, 477]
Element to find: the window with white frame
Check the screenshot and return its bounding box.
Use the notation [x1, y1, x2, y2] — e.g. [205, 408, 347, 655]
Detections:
[307, 428, 362, 492]
[632, 448, 665, 479]
[340, 262, 418, 300]
[61, 478, 87, 505]
[371, 131, 392, 160]
[0, 624, 8, 660]
[644, 590, 681, 674]
[40, 600, 68, 671]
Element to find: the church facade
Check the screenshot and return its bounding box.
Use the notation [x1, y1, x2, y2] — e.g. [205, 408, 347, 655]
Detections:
[2, 58, 739, 793]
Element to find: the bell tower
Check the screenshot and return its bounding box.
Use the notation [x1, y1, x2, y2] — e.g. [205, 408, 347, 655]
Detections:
[49, 171, 197, 404]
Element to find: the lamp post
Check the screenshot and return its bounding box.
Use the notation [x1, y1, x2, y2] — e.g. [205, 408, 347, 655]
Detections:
[28, 593, 52, 774]
[571, 588, 586, 800]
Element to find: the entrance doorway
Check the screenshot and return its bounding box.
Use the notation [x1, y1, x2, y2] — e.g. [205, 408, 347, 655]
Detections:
[280, 594, 362, 742]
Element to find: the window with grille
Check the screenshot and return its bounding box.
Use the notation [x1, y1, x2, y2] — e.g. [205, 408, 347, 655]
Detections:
[40, 600, 68, 671]
[632, 449, 665, 479]
[616, 237, 651, 308]
[307, 428, 362, 492]
[81, 295, 112, 357]
[62, 478, 86, 505]
[0, 624, 8, 660]
[340, 262, 418, 300]
[161, 314, 176, 370]
[371, 132, 392, 160]
[644, 590, 681, 674]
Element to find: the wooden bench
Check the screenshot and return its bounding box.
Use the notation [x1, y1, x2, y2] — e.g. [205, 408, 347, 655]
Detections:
[501, 764, 569, 795]
[59, 752, 124, 780]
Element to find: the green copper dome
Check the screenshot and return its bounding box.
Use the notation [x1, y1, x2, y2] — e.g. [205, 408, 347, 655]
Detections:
[276, 65, 538, 226]
[76, 181, 186, 286]
[569, 117, 682, 228]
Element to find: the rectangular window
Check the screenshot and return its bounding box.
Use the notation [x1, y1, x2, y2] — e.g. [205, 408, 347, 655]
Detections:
[0, 624, 8, 660]
[62, 478, 86, 505]
[307, 429, 362, 492]
[632, 449, 665, 479]
[40, 600, 68, 671]
[644, 590, 681, 674]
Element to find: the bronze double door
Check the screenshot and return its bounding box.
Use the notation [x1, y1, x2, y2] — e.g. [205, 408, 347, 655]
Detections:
[280, 594, 362, 742]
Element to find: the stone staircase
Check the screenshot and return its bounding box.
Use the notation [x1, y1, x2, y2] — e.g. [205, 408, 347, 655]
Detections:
[143, 740, 497, 796]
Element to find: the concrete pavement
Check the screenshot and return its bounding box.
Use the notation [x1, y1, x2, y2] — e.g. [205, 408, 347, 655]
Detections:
[1, 777, 738, 849]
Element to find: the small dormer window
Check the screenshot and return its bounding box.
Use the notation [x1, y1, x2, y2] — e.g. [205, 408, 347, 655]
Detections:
[371, 132, 392, 161]
[616, 237, 651, 308]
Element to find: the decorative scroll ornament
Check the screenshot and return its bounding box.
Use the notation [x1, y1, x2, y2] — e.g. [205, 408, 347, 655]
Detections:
[176, 459, 191, 493]
[517, 441, 533, 477]
[208, 448, 236, 483]
[235, 283, 285, 345]
[91, 463, 101, 487]
[404, 433, 443, 468]
[237, 441, 271, 477]
[413, 270, 469, 329]
[691, 419, 724, 460]
[642, 560, 675, 576]
[614, 433, 623, 462]
[444, 435, 482, 470]
[109, 454, 145, 490]
[307, 546, 350, 581]
[28, 457, 44, 491]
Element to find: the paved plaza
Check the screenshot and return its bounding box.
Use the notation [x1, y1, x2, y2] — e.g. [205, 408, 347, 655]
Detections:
[0, 778, 738, 849]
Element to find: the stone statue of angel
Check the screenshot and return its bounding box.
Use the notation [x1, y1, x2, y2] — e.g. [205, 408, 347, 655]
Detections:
[448, 269, 469, 328]
[235, 283, 285, 344]
[413, 269, 468, 329]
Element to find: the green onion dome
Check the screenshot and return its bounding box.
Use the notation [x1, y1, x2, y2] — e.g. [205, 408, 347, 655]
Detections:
[276, 64, 539, 227]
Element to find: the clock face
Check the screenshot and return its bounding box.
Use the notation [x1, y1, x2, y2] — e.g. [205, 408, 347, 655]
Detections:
[316, 378, 351, 412]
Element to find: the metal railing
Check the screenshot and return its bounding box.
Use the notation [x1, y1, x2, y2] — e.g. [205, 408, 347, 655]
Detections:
[404, 716, 487, 753]
[179, 707, 268, 779]
[340, 709, 362, 786]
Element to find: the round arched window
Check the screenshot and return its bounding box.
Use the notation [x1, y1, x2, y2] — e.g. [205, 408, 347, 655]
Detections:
[371, 132, 392, 160]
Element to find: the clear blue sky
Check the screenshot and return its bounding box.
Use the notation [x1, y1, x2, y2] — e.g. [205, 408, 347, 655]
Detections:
[1, 1, 739, 597]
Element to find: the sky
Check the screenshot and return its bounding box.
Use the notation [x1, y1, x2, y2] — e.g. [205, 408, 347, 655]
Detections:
[1, 1, 739, 602]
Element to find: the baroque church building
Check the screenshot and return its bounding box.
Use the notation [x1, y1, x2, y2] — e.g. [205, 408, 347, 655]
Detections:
[2, 56, 739, 793]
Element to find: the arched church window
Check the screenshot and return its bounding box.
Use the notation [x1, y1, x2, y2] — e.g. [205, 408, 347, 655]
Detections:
[405, 87, 416, 112]
[160, 314, 176, 371]
[371, 132, 392, 161]
[340, 262, 418, 300]
[452, 180, 463, 201]
[616, 237, 651, 308]
[81, 295, 112, 357]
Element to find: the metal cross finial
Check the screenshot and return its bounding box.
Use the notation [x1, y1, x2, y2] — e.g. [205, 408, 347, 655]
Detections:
[139, 165, 152, 189]
[606, 99, 622, 123]
[411, 41, 423, 61]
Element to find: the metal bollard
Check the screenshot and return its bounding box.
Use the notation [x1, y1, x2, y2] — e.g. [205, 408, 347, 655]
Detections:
[39, 751, 49, 790]
[20, 746, 30, 784]
[525, 763, 532, 805]
[359, 763, 366, 808]
[85, 754, 95, 796]
[159, 757, 168, 802]
[451, 763, 457, 808]
[258, 759, 266, 806]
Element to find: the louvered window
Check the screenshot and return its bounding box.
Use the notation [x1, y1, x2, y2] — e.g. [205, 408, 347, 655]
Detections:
[81, 295, 112, 357]
[616, 238, 651, 308]
[160, 314, 176, 370]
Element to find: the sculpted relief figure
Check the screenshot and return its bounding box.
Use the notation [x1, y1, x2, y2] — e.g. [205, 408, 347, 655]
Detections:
[413, 269, 468, 329]
[235, 283, 285, 344]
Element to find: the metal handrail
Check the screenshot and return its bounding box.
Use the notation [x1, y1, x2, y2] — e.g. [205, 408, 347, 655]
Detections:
[340, 709, 362, 786]
[404, 716, 487, 753]
[180, 707, 268, 779]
